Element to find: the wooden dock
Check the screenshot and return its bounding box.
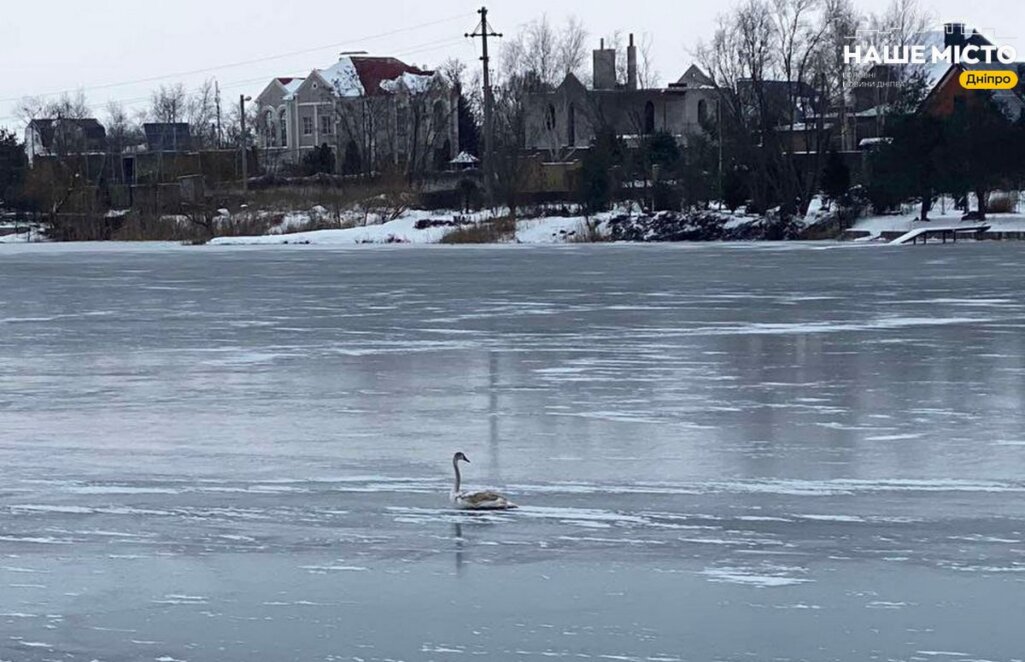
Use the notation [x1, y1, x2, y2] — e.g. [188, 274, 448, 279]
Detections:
[889, 224, 991, 245]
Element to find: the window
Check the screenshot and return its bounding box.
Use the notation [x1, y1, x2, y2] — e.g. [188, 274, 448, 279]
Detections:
[279, 109, 288, 147]
[644, 101, 656, 134]
[433, 100, 447, 133]
[568, 104, 576, 147]
[397, 104, 409, 155]
[320, 115, 333, 135]
[265, 111, 276, 147]
[302, 116, 314, 136]
[545, 104, 557, 132]
[698, 99, 709, 124]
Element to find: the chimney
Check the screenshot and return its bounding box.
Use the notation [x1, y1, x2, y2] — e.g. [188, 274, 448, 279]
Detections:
[627, 33, 638, 90]
[944, 23, 967, 49]
[593, 39, 617, 90]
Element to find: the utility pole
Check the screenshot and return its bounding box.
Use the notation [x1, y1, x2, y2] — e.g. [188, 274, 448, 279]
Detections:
[215, 80, 223, 148]
[717, 98, 723, 210]
[240, 94, 251, 191]
[465, 6, 501, 205]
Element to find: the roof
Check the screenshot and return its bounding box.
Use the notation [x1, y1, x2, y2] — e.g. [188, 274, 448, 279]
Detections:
[27, 118, 107, 152]
[278, 77, 305, 98]
[316, 56, 436, 98]
[927, 63, 1025, 120]
[671, 65, 715, 89]
[855, 25, 1004, 107]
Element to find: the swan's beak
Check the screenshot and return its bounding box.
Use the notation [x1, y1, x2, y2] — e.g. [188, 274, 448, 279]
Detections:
[463, 456, 471, 463]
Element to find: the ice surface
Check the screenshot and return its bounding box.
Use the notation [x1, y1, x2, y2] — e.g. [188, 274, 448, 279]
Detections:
[2, 243, 1025, 660]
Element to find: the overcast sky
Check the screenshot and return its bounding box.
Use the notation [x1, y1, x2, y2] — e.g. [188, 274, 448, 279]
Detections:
[1, 0, 1021, 128]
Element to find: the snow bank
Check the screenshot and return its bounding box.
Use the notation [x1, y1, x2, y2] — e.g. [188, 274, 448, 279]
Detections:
[515, 216, 594, 243]
[211, 215, 452, 246]
[210, 209, 608, 246]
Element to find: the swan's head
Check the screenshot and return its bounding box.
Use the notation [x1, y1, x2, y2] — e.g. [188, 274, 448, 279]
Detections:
[454, 452, 470, 464]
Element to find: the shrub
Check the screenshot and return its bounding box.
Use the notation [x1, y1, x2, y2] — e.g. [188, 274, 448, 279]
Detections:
[439, 217, 516, 244]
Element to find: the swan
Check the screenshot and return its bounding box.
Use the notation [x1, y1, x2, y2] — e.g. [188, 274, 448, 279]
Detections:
[450, 452, 517, 510]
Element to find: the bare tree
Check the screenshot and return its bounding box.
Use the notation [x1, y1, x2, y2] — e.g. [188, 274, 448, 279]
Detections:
[866, 0, 933, 49]
[606, 31, 660, 88]
[818, 0, 864, 150]
[439, 58, 467, 90]
[500, 15, 589, 89]
[861, 0, 934, 136]
[17, 96, 47, 125]
[698, 0, 845, 219]
[19, 90, 91, 124]
[104, 100, 142, 155]
[187, 79, 219, 148]
[51, 90, 91, 119]
[325, 72, 456, 180]
[150, 83, 188, 124]
[636, 33, 660, 89]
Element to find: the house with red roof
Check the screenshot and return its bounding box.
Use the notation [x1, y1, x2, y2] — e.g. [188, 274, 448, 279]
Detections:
[255, 55, 458, 176]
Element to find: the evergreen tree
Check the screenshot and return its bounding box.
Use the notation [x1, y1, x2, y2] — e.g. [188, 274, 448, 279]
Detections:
[868, 113, 944, 219]
[643, 132, 681, 171]
[820, 150, 851, 208]
[937, 93, 1015, 220]
[0, 129, 27, 210]
[722, 168, 747, 212]
[301, 144, 336, 176]
[456, 91, 480, 156]
[578, 126, 624, 213]
[679, 132, 719, 209]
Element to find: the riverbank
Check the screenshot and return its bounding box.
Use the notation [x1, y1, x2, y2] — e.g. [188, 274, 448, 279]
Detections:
[9, 204, 1025, 246]
[205, 206, 821, 246]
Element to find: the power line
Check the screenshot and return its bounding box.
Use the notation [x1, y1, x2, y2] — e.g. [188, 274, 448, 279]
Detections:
[0, 13, 467, 104]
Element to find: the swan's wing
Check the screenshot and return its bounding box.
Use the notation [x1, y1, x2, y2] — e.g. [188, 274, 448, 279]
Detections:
[459, 491, 516, 509]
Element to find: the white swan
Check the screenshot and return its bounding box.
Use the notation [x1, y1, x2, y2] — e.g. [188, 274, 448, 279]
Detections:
[450, 452, 517, 510]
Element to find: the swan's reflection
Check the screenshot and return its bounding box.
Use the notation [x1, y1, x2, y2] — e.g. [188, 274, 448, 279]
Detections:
[451, 512, 504, 576]
[489, 350, 500, 479]
[453, 522, 465, 575]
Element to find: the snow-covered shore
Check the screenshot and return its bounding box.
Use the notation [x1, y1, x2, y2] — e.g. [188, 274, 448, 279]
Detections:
[207, 206, 785, 246]
[209, 211, 601, 246]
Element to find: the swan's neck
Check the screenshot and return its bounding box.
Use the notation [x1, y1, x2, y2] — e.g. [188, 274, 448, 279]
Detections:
[452, 459, 462, 495]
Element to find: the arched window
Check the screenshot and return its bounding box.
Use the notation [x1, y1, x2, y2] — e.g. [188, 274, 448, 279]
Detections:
[545, 104, 557, 132]
[644, 101, 655, 134]
[265, 110, 276, 147]
[434, 100, 447, 134]
[568, 104, 577, 147]
[698, 99, 709, 124]
[279, 109, 288, 148]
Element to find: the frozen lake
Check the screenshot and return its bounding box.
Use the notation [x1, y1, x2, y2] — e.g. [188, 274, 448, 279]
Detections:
[2, 242, 1025, 662]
